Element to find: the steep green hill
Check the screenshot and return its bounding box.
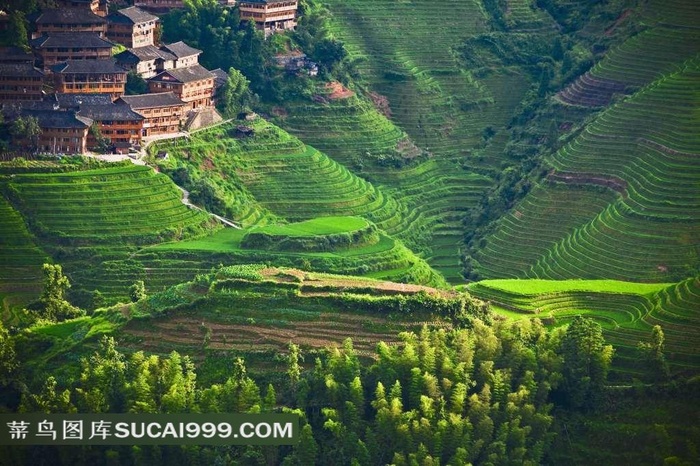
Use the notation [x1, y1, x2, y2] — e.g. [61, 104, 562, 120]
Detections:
[475, 63, 700, 281]
[1, 164, 213, 245]
[0, 196, 49, 322]
[277, 0, 534, 282]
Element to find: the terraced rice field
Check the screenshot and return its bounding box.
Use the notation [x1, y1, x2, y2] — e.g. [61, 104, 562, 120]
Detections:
[0, 196, 49, 320]
[3, 165, 212, 244]
[468, 278, 700, 378]
[0, 165, 216, 304]
[280, 94, 406, 169]
[477, 64, 700, 282]
[475, 182, 618, 278]
[157, 121, 409, 235]
[504, 0, 556, 31]
[124, 309, 423, 359]
[280, 0, 534, 282]
[140, 224, 445, 289]
[557, 0, 700, 107]
[121, 269, 455, 364]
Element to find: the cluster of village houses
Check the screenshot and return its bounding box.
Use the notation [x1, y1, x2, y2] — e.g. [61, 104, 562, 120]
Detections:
[0, 0, 299, 154]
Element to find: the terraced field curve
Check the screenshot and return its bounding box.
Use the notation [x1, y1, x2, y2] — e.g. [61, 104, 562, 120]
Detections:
[468, 278, 700, 379]
[476, 64, 700, 282]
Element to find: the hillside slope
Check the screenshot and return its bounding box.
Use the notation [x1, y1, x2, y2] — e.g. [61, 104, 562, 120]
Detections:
[280, 0, 533, 282]
[474, 63, 700, 281]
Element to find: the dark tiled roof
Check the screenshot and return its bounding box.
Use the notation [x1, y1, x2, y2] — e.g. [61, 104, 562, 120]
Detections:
[0, 46, 35, 64]
[35, 8, 107, 25]
[151, 64, 213, 83]
[108, 6, 158, 24]
[210, 68, 227, 89]
[10, 100, 59, 112]
[56, 93, 113, 108]
[118, 91, 185, 109]
[161, 41, 201, 58]
[22, 109, 93, 129]
[115, 45, 176, 64]
[240, 0, 295, 4]
[0, 63, 44, 77]
[51, 59, 127, 74]
[78, 104, 144, 121]
[30, 33, 114, 49]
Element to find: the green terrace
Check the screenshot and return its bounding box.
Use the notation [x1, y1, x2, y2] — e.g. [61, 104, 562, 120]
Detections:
[476, 64, 700, 282]
[0, 195, 49, 322]
[153, 121, 409, 235]
[278, 0, 535, 281]
[467, 278, 700, 379]
[140, 216, 446, 290]
[558, 0, 700, 107]
[30, 266, 461, 371]
[474, 181, 618, 278]
[1, 164, 214, 245]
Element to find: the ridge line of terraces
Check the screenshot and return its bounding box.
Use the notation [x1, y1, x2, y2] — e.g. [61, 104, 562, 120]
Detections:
[546, 170, 628, 194]
[637, 138, 700, 158]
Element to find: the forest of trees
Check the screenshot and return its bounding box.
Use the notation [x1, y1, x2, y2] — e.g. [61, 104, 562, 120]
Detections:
[0, 316, 621, 465]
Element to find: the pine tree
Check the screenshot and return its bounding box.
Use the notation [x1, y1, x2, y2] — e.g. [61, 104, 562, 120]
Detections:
[39, 263, 82, 321]
[75, 336, 127, 412]
[263, 383, 277, 411]
[288, 342, 302, 396]
[296, 424, 318, 466]
[560, 316, 614, 409]
[129, 280, 146, 303]
[0, 321, 17, 387]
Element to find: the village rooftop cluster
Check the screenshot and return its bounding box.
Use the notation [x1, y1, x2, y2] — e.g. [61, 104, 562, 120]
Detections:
[0, 0, 299, 155]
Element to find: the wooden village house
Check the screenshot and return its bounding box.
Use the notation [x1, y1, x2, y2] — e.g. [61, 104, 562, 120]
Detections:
[117, 92, 187, 136]
[54, 0, 108, 17]
[30, 33, 114, 69]
[33, 8, 108, 39]
[51, 59, 127, 100]
[0, 64, 45, 104]
[77, 103, 145, 149]
[20, 108, 92, 154]
[239, 0, 298, 36]
[107, 7, 159, 48]
[148, 64, 214, 110]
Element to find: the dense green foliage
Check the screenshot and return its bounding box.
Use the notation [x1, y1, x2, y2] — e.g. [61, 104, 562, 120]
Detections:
[3, 316, 617, 465]
[0, 0, 698, 464]
[37, 264, 83, 322]
[468, 277, 700, 382]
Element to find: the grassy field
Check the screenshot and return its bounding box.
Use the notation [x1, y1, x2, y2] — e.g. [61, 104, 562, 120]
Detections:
[245, 216, 368, 236]
[470, 279, 672, 296]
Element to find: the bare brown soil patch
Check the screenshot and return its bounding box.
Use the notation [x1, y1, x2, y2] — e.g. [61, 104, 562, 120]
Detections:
[605, 9, 632, 36]
[325, 81, 355, 100]
[271, 106, 288, 118]
[122, 311, 428, 357]
[548, 170, 628, 194]
[369, 91, 392, 117]
[396, 136, 423, 159]
[259, 266, 454, 297]
[200, 157, 215, 171]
